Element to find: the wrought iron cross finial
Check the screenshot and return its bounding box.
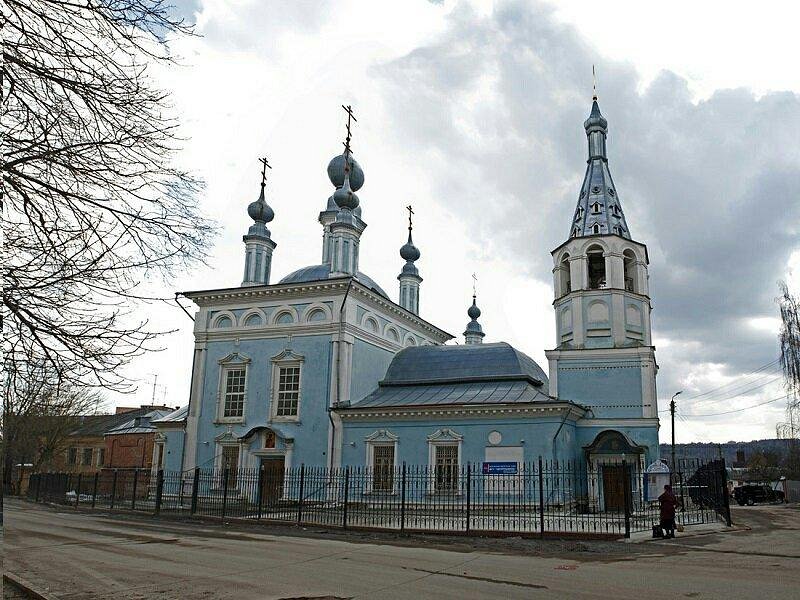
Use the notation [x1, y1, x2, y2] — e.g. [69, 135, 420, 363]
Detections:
[472, 272, 478, 297]
[406, 205, 414, 231]
[592, 64, 597, 101]
[341, 104, 357, 155]
[259, 156, 271, 188]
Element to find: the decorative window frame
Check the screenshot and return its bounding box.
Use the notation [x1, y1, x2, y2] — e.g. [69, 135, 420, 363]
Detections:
[360, 311, 380, 334]
[241, 308, 267, 328]
[402, 333, 418, 347]
[364, 429, 399, 494]
[211, 310, 237, 329]
[304, 302, 333, 323]
[213, 430, 243, 489]
[216, 352, 251, 424]
[270, 305, 299, 326]
[427, 429, 463, 494]
[269, 349, 305, 423]
[384, 324, 401, 344]
[151, 432, 166, 474]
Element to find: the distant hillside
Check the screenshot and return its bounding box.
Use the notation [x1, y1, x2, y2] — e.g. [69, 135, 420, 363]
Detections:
[658, 439, 794, 466]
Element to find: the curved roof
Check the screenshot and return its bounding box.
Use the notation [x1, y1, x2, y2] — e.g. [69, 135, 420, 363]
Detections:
[381, 342, 548, 387]
[278, 264, 389, 299]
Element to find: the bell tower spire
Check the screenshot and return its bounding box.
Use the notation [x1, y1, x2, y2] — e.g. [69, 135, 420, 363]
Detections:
[463, 274, 484, 345]
[398, 205, 422, 314]
[242, 157, 277, 287]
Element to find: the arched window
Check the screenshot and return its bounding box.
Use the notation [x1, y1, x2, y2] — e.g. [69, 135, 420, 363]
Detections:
[364, 317, 379, 333]
[592, 223, 601, 235]
[243, 313, 263, 327]
[215, 315, 233, 328]
[623, 249, 637, 293]
[275, 312, 294, 325]
[307, 309, 326, 323]
[559, 253, 571, 295]
[586, 245, 606, 289]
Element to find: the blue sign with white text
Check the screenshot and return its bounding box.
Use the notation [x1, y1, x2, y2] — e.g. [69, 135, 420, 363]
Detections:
[482, 462, 518, 475]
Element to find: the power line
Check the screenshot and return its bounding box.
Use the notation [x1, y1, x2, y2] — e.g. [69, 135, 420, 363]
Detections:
[682, 358, 780, 401]
[689, 374, 783, 405]
[682, 394, 790, 418]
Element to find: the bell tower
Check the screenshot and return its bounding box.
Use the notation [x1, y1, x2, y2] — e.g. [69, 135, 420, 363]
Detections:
[545, 98, 658, 423]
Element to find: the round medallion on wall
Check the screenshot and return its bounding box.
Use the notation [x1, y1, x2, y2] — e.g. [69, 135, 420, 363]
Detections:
[488, 431, 502, 445]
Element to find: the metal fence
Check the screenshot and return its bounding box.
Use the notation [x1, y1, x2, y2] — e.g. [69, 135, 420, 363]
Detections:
[26, 457, 731, 538]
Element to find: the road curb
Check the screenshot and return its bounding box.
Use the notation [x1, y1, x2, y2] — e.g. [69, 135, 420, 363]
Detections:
[4, 573, 61, 600]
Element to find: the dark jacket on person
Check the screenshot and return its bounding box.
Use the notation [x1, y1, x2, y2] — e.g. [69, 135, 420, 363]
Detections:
[659, 490, 680, 520]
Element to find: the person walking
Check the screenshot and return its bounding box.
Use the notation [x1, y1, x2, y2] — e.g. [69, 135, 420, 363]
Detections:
[659, 484, 680, 538]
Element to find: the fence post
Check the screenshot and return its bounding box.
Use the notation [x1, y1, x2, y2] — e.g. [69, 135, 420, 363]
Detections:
[465, 463, 471, 534]
[155, 470, 164, 515]
[190, 468, 200, 515]
[75, 473, 82, 508]
[623, 458, 631, 538]
[297, 464, 305, 524]
[720, 458, 732, 526]
[110, 470, 118, 509]
[538, 456, 545, 537]
[65, 473, 72, 505]
[131, 470, 139, 510]
[92, 472, 99, 508]
[222, 468, 229, 521]
[35, 473, 41, 502]
[400, 463, 407, 533]
[342, 466, 350, 529]
[256, 466, 264, 520]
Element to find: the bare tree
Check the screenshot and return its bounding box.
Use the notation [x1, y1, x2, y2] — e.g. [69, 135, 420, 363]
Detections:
[2, 1, 214, 398]
[777, 282, 800, 444]
[2, 361, 104, 492]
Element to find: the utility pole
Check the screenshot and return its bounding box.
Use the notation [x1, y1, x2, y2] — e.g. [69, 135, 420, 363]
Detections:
[670, 391, 683, 477]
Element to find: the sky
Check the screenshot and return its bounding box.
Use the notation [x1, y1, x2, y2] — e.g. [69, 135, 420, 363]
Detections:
[116, 0, 800, 444]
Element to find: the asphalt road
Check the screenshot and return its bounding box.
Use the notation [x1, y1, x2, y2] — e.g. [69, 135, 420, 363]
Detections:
[3, 498, 798, 599]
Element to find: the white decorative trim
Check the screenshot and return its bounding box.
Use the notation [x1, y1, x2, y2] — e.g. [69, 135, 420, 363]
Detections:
[384, 324, 401, 343]
[216, 353, 251, 424]
[269, 349, 305, 423]
[337, 402, 586, 421]
[304, 302, 333, 323]
[427, 428, 463, 442]
[364, 430, 399, 494]
[427, 429, 462, 494]
[361, 311, 380, 334]
[271, 304, 299, 325]
[241, 308, 267, 328]
[364, 429, 399, 443]
[211, 310, 237, 329]
[403, 333, 418, 347]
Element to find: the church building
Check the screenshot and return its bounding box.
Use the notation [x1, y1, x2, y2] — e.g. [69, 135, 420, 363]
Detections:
[158, 98, 661, 493]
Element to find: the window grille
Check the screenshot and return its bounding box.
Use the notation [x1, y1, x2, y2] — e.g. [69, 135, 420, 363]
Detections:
[81, 448, 93, 466]
[67, 447, 78, 465]
[97, 448, 105, 467]
[223, 368, 246, 418]
[434, 445, 459, 492]
[372, 445, 395, 491]
[276, 366, 301, 417]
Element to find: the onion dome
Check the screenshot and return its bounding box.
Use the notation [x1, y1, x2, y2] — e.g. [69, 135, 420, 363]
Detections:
[468, 297, 481, 320]
[464, 295, 485, 344]
[584, 99, 608, 131]
[400, 232, 420, 262]
[247, 184, 274, 223]
[327, 153, 364, 191]
[332, 153, 360, 211]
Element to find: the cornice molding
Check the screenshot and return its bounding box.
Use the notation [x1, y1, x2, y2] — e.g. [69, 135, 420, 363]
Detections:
[337, 402, 587, 421]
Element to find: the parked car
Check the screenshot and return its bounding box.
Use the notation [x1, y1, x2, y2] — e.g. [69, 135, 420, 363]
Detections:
[732, 484, 785, 506]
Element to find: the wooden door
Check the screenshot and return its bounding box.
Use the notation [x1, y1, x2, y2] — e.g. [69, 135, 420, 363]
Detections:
[260, 457, 285, 505]
[602, 465, 628, 512]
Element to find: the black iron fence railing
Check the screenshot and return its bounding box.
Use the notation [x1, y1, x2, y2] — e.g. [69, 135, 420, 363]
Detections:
[25, 458, 732, 538]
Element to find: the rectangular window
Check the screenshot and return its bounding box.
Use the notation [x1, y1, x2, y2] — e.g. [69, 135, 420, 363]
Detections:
[434, 445, 459, 493]
[221, 445, 239, 488]
[67, 447, 78, 465]
[276, 366, 301, 417]
[222, 367, 246, 418]
[81, 448, 93, 466]
[372, 445, 395, 492]
[97, 448, 106, 467]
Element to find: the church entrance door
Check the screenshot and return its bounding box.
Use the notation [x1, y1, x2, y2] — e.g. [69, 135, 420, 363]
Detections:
[260, 456, 285, 505]
[602, 465, 629, 512]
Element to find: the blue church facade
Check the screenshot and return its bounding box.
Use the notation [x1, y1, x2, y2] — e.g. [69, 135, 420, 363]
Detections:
[156, 99, 662, 505]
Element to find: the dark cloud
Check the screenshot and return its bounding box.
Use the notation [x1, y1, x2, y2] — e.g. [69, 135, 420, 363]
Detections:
[374, 0, 800, 393]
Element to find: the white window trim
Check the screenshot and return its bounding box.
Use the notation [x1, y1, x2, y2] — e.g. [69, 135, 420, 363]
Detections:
[364, 430, 399, 494]
[216, 352, 251, 424]
[269, 349, 305, 423]
[427, 429, 463, 495]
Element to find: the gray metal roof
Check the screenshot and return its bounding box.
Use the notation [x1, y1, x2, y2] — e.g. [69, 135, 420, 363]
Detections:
[349, 379, 551, 409]
[278, 264, 389, 299]
[381, 342, 548, 387]
[570, 100, 631, 240]
[105, 410, 171, 436]
[151, 405, 188, 424]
